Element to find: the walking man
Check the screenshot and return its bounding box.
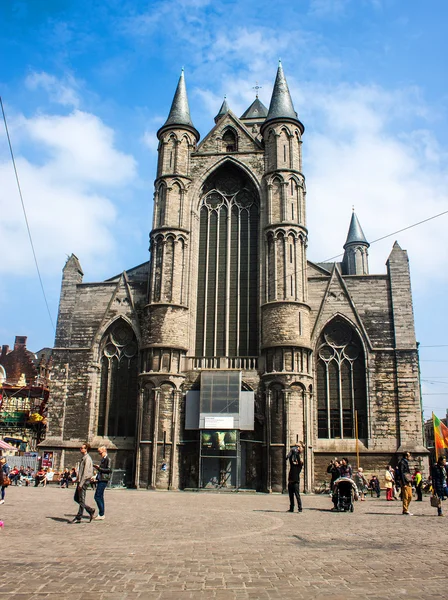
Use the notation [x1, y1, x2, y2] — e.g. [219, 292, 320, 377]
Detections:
[398, 451, 413, 515]
[286, 444, 303, 513]
[93, 445, 111, 520]
[71, 443, 95, 523]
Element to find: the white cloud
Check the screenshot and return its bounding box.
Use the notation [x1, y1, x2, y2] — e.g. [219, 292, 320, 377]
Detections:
[142, 130, 159, 153]
[21, 110, 137, 188]
[299, 83, 448, 285]
[0, 82, 138, 278]
[25, 72, 81, 108]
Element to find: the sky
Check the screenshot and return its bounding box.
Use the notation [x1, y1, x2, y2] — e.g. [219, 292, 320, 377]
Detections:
[1, 0, 447, 420]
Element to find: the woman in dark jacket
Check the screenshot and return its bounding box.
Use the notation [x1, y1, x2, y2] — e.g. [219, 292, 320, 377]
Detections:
[327, 459, 341, 509]
[431, 456, 447, 517]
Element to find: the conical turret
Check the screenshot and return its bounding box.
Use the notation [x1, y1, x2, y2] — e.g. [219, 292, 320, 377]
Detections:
[214, 97, 229, 123]
[262, 62, 304, 134]
[157, 69, 199, 141]
[343, 211, 370, 275]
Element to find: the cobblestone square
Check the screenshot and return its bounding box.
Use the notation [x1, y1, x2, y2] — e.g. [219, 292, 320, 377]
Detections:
[0, 486, 446, 599]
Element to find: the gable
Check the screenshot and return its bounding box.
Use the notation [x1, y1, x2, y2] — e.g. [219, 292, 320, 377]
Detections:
[310, 266, 372, 351]
[196, 111, 263, 155]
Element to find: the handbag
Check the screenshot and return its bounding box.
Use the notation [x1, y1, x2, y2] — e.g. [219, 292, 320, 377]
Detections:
[2, 475, 11, 487]
[430, 494, 441, 508]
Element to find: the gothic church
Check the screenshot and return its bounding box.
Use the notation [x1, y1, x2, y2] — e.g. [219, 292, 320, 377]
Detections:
[43, 64, 427, 490]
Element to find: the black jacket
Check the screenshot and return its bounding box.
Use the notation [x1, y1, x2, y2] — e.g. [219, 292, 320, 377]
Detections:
[96, 455, 112, 482]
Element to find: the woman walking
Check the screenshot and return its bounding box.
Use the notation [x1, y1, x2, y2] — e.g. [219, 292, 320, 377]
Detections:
[0, 458, 10, 504]
[431, 456, 448, 517]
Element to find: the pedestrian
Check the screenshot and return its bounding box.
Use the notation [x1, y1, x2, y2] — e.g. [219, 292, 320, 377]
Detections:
[327, 458, 341, 510]
[385, 465, 394, 501]
[414, 468, 423, 501]
[60, 468, 71, 488]
[398, 451, 413, 515]
[431, 456, 448, 517]
[369, 475, 381, 498]
[93, 446, 112, 521]
[339, 457, 353, 479]
[286, 444, 303, 513]
[0, 458, 10, 504]
[70, 443, 95, 524]
[353, 468, 368, 501]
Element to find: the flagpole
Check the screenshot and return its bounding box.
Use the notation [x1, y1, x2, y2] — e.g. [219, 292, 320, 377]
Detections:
[355, 410, 360, 469]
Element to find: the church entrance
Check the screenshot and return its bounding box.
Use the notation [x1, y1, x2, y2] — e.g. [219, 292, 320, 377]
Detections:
[199, 430, 240, 489]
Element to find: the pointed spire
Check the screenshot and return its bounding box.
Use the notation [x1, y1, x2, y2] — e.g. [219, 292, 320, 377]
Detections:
[343, 211, 369, 275]
[158, 69, 199, 140]
[214, 97, 229, 123]
[265, 61, 298, 123]
[344, 211, 369, 248]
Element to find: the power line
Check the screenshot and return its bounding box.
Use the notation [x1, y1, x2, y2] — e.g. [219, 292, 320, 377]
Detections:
[0, 96, 55, 332]
[323, 209, 448, 262]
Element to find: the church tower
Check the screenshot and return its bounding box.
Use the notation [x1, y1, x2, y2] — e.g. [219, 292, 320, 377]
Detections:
[260, 62, 313, 491]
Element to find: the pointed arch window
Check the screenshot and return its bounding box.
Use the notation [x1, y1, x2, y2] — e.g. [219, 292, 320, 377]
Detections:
[97, 320, 139, 437]
[196, 162, 259, 357]
[222, 129, 237, 152]
[316, 319, 367, 439]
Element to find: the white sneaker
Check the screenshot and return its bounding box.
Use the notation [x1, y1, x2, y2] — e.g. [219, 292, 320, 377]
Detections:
[94, 515, 105, 520]
[0, 500, 4, 504]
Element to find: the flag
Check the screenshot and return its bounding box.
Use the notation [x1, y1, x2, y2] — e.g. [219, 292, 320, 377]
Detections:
[433, 413, 448, 460]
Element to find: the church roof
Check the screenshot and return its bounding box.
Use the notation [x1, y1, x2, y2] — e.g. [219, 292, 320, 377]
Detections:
[344, 211, 369, 248]
[240, 98, 268, 119]
[265, 62, 298, 123]
[159, 70, 198, 137]
[214, 98, 229, 123]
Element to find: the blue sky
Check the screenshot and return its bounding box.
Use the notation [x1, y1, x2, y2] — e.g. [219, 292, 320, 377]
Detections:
[1, 0, 447, 420]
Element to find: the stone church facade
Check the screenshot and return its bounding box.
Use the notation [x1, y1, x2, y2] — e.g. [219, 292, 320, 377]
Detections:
[42, 64, 427, 490]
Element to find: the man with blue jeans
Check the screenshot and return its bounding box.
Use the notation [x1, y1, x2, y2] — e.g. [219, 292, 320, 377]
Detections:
[93, 446, 111, 521]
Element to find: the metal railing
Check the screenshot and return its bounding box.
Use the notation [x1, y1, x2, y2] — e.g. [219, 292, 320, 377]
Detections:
[183, 356, 258, 371]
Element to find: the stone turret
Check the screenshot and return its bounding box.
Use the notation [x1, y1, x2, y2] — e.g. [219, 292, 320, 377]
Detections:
[260, 63, 312, 492]
[342, 211, 370, 275]
[146, 71, 194, 379]
[155, 70, 199, 229]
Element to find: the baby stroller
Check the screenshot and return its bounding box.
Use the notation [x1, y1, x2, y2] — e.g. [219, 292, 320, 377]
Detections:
[333, 477, 358, 512]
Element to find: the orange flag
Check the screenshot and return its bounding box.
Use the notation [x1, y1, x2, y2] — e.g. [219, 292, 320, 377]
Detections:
[433, 413, 448, 460]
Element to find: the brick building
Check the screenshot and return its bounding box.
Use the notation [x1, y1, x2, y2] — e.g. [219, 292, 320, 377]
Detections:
[43, 64, 427, 489]
[0, 336, 51, 450]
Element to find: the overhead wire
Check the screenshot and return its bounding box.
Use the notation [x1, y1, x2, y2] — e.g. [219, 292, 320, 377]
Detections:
[0, 96, 55, 332]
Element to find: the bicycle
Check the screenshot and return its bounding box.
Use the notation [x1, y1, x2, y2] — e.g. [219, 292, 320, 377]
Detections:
[315, 480, 332, 494]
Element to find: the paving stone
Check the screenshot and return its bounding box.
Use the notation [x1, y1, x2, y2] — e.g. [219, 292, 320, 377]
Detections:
[0, 487, 447, 599]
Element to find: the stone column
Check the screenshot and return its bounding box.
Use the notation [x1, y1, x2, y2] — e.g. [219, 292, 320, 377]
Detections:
[150, 387, 161, 489]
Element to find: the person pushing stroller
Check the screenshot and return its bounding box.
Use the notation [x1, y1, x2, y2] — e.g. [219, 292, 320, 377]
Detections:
[332, 476, 359, 512]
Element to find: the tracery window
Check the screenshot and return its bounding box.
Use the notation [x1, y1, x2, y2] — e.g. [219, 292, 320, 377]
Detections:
[196, 162, 259, 357]
[316, 319, 367, 439]
[97, 320, 138, 437]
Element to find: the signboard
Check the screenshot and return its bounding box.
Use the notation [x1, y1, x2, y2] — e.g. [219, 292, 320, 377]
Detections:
[201, 430, 237, 451]
[42, 451, 53, 468]
[204, 416, 234, 429]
